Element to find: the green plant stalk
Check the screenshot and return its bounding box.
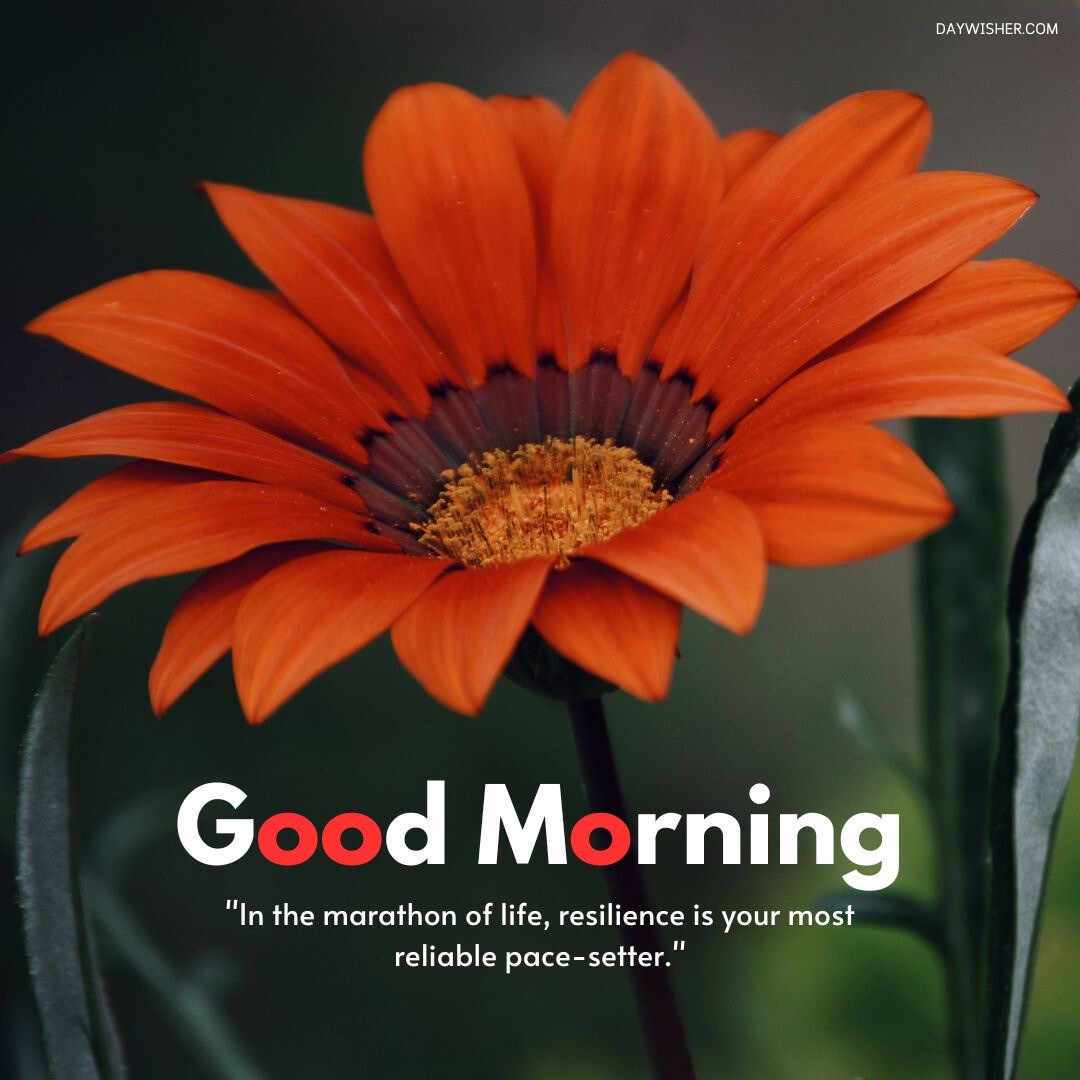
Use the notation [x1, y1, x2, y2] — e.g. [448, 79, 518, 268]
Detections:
[569, 697, 696, 1080]
[913, 417, 1009, 1079]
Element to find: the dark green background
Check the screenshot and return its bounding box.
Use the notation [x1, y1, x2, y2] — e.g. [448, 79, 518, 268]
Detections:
[2, 1, 1079, 1076]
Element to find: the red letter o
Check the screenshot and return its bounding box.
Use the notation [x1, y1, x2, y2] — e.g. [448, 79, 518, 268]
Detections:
[257, 812, 319, 866]
[570, 812, 631, 866]
[322, 813, 383, 866]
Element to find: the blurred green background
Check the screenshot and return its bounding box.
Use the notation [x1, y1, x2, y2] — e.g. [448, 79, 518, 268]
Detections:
[2, 1, 1079, 1076]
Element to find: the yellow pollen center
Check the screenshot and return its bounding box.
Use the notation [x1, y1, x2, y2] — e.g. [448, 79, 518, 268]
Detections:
[416, 436, 672, 567]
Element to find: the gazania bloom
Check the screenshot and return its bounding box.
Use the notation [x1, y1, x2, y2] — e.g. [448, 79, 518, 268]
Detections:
[9, 54, 1075, 721]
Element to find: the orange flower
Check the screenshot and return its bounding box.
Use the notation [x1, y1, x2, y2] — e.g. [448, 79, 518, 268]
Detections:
[9, 53, 1075, 720]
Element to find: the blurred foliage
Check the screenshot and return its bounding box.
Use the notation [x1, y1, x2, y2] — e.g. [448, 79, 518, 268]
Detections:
[3, 549, 1080, 1077]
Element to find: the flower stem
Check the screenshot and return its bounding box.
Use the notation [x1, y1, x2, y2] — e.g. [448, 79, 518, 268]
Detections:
[913, 418, 1006, 1079]
[568, 697, 697, 1080]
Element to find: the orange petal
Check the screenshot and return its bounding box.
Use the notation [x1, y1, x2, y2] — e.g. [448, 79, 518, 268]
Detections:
[839, 258, 1079, 355]
[27, 271, 384, 467]
[729, 336, 1067, 448]
[551, 53, 720, 376]
[203, 184, 453, 412]
[20, 461, 215, 554]
[646, 294, 688, 369]
[718, 128, 780, 184]
[364, 82, 537, 383]
[7, 402, 363, 510]
[531, 561, 680, 702]
[700, 172, 1037, 435]
[582, 487, 765, 634]
[711, 424, 953, 566]
[233, 549, 447, 723]
[666, 91, 930, 379]
[150, 543, 325, 717]
[489, 94, 568, 364]
[488, 94, 565, 227]
[39, 481, 393, 634]
[390, 558, 550, 714]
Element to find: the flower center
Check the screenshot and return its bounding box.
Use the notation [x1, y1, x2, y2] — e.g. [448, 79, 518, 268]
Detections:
[416, 436, 672, 567]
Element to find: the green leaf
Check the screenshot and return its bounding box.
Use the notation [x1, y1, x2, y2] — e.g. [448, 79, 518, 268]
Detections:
[913, 417, 1009, 1078]
[85, 800, 268, 1080]
[15, 620, 127, 1080]
[835, 687, 924, 796]
[86, 880, 267, 1080]
[1, 511, 50, 815]
[817, 888, 942, 951]
[13, 622, 264, 1080]
[987, 389, 1080, 1078]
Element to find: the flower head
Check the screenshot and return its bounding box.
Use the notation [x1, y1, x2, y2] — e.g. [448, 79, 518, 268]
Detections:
[10, 54, 1075, 719]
